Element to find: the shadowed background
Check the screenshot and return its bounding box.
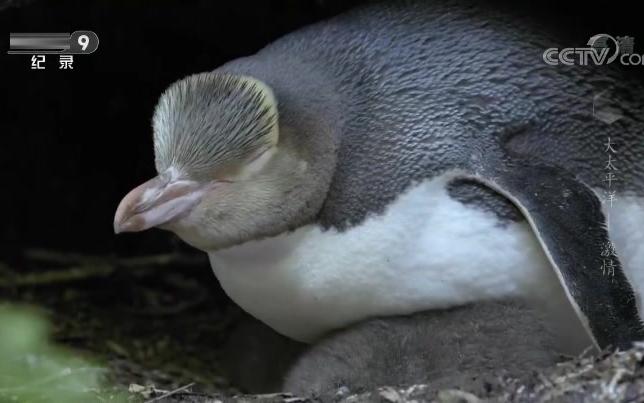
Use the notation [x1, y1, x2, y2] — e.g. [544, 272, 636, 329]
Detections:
[1, 0, 644, 398]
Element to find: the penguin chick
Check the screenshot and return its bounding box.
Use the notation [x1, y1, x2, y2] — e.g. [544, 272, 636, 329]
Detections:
[283, 299, 563, 398]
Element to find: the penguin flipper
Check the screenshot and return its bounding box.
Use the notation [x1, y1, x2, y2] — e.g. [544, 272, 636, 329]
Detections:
[466, 162, 644, 350]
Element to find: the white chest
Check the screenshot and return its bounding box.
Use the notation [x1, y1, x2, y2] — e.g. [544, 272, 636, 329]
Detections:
[208, 173, 560, 342]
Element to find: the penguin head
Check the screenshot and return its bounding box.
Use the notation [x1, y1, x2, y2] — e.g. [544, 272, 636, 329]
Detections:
[114, 72, 315, 250]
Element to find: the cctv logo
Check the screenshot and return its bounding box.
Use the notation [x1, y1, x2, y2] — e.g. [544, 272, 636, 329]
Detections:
[543, 34, 644, 66]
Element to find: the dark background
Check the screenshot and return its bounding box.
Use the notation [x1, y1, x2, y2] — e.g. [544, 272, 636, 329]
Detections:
[2, 0, 644, 259]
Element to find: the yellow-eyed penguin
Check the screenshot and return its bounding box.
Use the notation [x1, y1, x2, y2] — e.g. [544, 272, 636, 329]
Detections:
[114, 0, 644, 351]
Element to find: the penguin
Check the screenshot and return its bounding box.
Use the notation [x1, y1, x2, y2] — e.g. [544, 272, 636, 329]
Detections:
[114, 0, 644, 352]
[282, 299, 562, 397]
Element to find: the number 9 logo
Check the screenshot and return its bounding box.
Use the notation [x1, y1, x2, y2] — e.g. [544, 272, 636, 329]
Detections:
[69, 31, 99, 54]
[78, 35, 89, 51]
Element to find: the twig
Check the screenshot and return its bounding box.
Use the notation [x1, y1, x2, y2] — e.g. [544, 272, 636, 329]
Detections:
[24, 249, 207, 268]
[0, 250, 208, 288]
[23, 249, 100, 265]
[144, 382, 195, 403]
[0, 263, 114, 287]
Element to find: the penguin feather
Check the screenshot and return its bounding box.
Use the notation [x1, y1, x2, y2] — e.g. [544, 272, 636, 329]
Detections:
[152, 72, 279, 178]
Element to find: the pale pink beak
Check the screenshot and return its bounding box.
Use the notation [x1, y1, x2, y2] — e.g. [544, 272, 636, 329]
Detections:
[114, 174, 207, 234]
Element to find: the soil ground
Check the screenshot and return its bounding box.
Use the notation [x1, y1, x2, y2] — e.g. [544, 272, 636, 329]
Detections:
[2, 250, 644, 403]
